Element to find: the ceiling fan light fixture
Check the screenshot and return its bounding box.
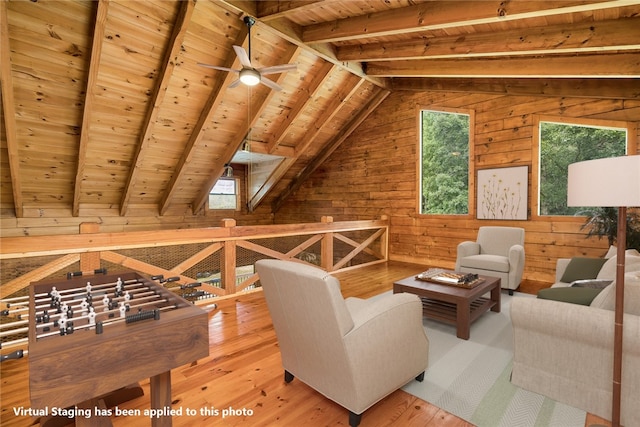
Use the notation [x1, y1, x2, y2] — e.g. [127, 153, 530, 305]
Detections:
[239, 68, 260, 86]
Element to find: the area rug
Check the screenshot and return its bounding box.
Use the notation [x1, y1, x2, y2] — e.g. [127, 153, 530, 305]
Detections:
[401, 292, 587, 427]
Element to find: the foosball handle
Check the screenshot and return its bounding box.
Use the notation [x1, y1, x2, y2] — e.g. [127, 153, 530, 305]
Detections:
[1, 349, 24, 362]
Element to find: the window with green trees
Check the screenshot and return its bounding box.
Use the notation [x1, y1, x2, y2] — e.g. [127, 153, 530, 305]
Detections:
[538, 120, 627, 216]
[419, 109, 471, 215]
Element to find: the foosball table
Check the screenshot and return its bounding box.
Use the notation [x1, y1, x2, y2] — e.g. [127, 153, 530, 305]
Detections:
[27, 271, 209, 426]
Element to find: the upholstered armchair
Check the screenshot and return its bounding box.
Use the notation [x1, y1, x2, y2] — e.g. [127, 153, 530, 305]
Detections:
[255, 259, 429, 427]
[455, 226, 525, 294]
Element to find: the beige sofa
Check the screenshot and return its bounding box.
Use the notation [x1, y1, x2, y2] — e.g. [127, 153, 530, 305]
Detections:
[510, 254, 640, 426]
[255, 259, 429, 427]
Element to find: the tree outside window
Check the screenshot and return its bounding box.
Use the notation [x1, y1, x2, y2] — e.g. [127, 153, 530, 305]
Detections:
[538, 121, 627, 216]
[420, 110, 471, 215]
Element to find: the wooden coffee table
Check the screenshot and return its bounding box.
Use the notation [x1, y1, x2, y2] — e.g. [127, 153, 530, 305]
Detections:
[393, 272, 501, 340]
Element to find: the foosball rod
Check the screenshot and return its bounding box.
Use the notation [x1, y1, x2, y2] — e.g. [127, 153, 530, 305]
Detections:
[0, 318, 29, 329]
[31, 283, 154, 313]
[35, 301, 176, 340]
[1, 349, 27, 362]
[34, 292, 164, 332]
[0, 337, 28, 349]
[8, 282, 156, 317]
[1, 278, 143, 308]
[0, 326, 28, 338]
[66, 268, 107, 279]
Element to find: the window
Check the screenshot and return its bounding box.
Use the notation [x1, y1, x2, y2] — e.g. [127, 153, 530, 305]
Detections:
[208, 178, 240, 210]
[537, 119, 627, 216]
[419, 109, 472, 215]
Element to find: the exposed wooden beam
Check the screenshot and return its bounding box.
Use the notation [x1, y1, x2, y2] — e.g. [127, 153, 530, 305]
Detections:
[249, 65, 356, 211]
[159, 26, 249, 216]
[302, 0, 636, 43]
[120, 0, 196, 216]
[294, 75, 364, 157]
[366, 52, 640, 77]
[0, 2, 23, 217]
[256, 0, 329, 20]
[191, 44, 303, 214]
[336, 17, 640, 61]
[72, 0, 109, 217]
[272, 87, 390, 212]
[390, 77, 640, 100]
[266, 60, 335, 154]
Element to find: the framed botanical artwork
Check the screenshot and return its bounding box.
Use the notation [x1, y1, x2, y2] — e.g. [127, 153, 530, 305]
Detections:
[477, 166, 528, 220]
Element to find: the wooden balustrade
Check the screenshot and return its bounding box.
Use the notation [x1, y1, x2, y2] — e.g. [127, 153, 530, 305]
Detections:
[0, 217, 388, 351]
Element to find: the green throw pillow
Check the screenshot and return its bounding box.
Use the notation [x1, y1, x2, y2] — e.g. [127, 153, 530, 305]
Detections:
[537, 287, 604, 306]
[560, 257, 608, 283]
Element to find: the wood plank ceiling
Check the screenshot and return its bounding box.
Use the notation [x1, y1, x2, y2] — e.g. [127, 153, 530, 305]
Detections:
[1, 0, 639, 219]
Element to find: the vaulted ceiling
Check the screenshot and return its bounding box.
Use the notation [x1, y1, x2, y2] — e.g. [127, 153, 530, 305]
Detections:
[1, 0, 639, 219]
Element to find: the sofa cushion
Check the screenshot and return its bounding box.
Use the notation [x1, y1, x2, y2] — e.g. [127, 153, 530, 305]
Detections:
[560, 257, 608, 283]
[458, 254, 509, 273]
[596, 254, 640, 280]
[590, 271, 640, 315]
[537, 287, 603, 306]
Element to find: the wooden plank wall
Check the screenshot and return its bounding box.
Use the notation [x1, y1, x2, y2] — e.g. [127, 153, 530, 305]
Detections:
[274, 91, 640, 283]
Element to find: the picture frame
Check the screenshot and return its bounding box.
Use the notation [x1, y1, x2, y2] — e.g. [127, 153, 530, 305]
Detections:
[477, 166, 528, 220]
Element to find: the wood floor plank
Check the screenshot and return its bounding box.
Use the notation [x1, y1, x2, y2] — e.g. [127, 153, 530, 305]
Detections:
[0, 261, 603, 427]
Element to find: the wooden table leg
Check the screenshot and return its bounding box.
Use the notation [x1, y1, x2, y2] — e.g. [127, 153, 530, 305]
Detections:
[491, 281, 501, 313]
[150, 371, 172, 427]
[456, 300, 471, 340]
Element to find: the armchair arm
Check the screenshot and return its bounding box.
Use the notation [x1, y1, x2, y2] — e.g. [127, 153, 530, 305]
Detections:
[508, 244, 525, 286]
[342, 293, 429, 411]
[555, 258, 572, 283]
[455, 241, 480, 270]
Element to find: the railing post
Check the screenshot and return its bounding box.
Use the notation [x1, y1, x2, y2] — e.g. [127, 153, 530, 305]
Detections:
[79, 223, 101, 271]
[221, 219, 237, 295]
[380, 215, 389, 261]
[321, 216, 334, 271]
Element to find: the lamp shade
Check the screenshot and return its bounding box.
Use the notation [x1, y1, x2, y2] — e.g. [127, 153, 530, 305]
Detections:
[568, 154, 640, 207]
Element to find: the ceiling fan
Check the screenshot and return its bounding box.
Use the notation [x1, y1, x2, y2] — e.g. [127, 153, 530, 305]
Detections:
[198, 16, 296, 92]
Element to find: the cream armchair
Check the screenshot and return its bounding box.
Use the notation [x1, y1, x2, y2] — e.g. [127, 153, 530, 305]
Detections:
[455, 226, 525, 294]
[255, 259, 429, 427]
[510, 271, 640, 426]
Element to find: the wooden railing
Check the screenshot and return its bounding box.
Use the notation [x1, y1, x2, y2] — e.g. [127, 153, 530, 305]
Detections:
[0, 216, 389, 352]
[0, 217, 388, 297]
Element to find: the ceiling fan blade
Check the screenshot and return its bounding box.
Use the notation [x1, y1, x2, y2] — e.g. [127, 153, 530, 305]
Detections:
[258, 64, 297, 76]
[233, 45, 252, 68]
[259, 77, 283, 92]
[197, 63, 238, 73]
[228, 78, 243, 88]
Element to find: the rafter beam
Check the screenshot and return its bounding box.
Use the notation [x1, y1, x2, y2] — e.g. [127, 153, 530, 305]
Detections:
[72, 0, 109, 217]
[366, 52, 640, 78]
[266, 60, 335, 154]
[248, 66, 358, 211]
[302, 1, 636, 43]
[390, 77, 640, 100]
[120, 0, 195, 216]
[0, 2, 23, 217]
[256, 0, 329, 20]
[272, 87, 390, 212]
[337, 17, 640, 61]
[159, 26, 249, 216]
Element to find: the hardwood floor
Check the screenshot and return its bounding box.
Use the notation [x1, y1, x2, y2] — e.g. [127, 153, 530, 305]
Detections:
[0, 261, 610, 427]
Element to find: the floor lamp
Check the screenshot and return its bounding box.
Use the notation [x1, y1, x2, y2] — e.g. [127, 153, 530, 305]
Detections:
[567, 154, 640, 427]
